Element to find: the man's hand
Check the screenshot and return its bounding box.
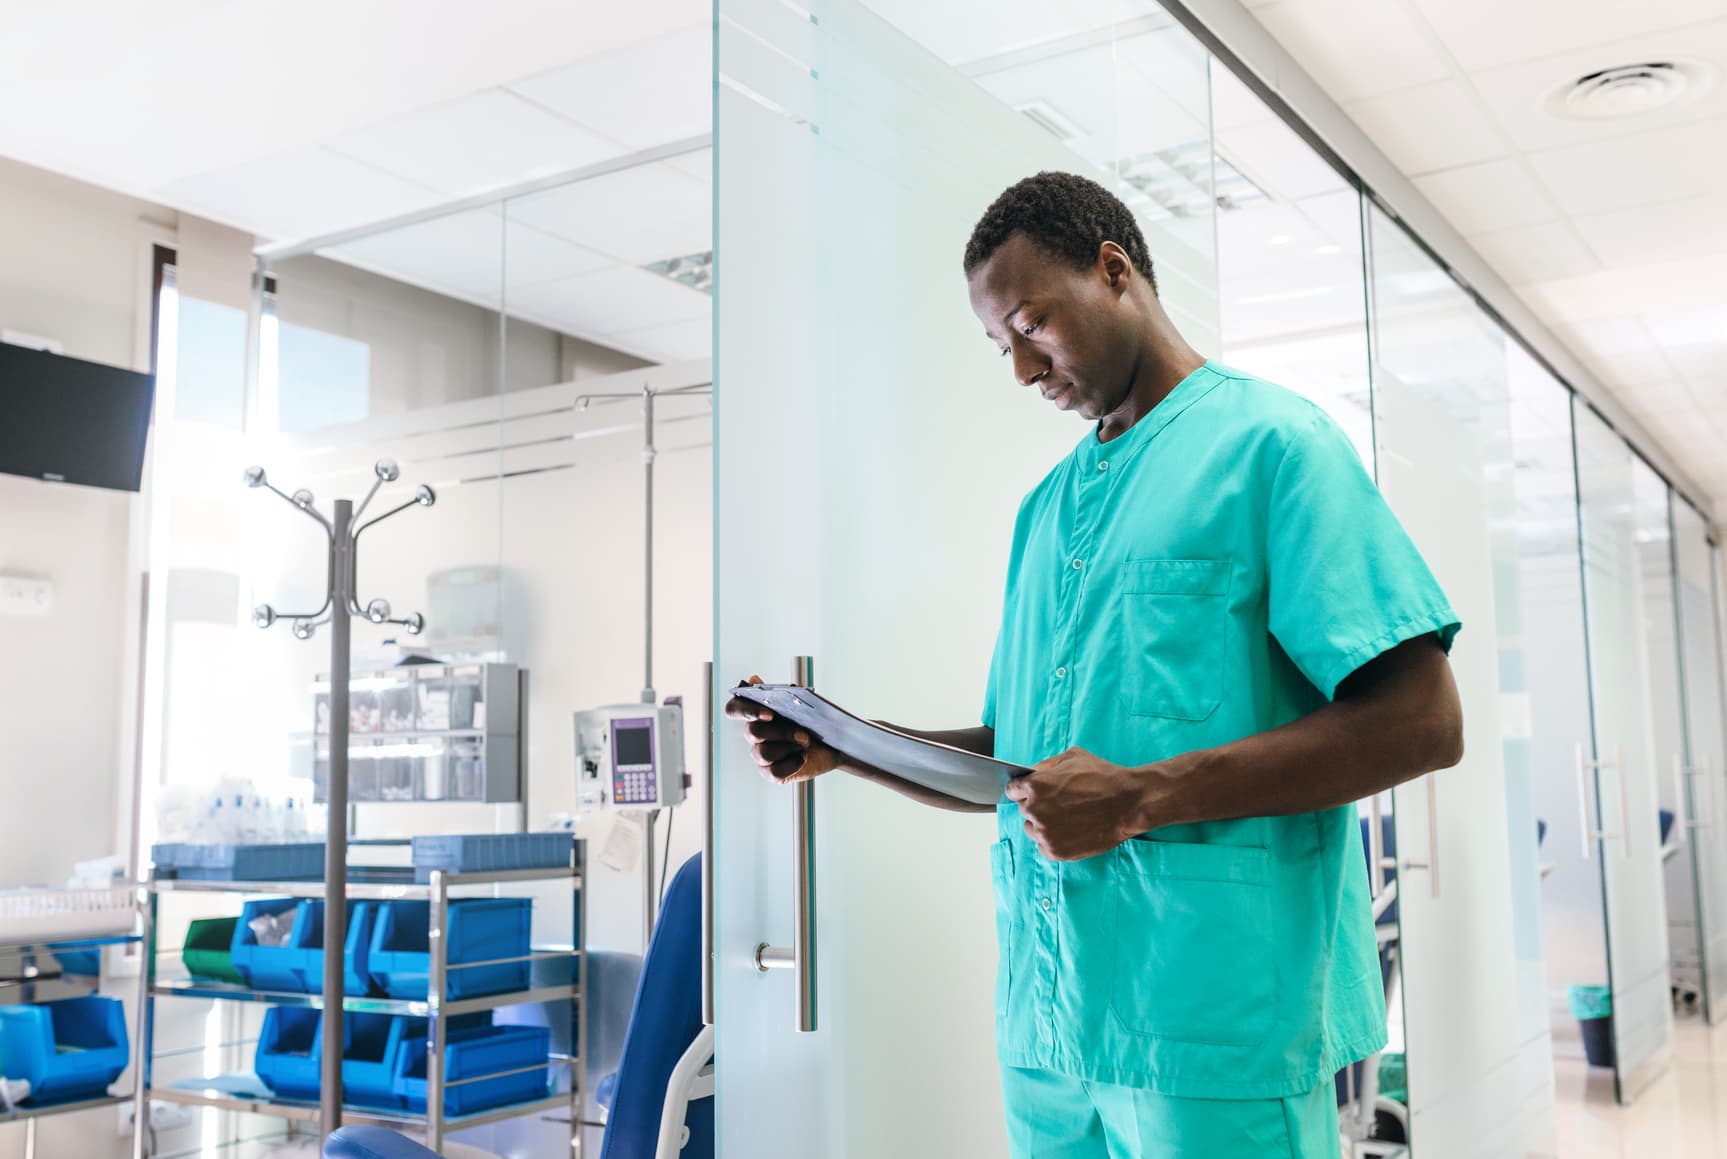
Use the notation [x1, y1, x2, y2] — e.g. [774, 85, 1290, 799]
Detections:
[1005, 747, 1149, 861]
[724, 676, 844, 785]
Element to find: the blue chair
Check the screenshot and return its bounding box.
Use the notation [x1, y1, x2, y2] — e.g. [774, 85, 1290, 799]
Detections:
[323, 1126, 437, 1159]
[598, 853, 714, 1159]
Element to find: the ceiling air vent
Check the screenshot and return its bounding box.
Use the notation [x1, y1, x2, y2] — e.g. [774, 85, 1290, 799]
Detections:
[1544, 59, 1715, 120]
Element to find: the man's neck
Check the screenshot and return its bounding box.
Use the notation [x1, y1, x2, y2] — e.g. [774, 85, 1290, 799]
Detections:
[1097, 333, 1206, 443]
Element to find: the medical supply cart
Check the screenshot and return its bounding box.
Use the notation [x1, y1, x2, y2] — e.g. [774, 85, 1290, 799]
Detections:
[131, 856, 586, 1157]
[0, 886, 143, 1158]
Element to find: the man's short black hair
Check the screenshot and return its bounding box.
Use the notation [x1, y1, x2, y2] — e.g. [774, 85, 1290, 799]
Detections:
[964, 171, 1157, 294]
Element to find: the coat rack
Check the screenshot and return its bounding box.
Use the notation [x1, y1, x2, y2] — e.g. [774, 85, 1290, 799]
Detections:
[244, 457, 435, 1139]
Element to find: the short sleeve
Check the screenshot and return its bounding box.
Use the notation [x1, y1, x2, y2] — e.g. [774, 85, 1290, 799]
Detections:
[981, 633, 1000, 731]
[1266, 410, 1461, 700]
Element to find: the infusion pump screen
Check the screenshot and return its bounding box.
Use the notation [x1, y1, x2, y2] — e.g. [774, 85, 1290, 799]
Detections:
[615, 725, 654, 767]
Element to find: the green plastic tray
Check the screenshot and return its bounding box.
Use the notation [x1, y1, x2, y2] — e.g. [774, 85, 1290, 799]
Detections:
[182, 916, 243, 985]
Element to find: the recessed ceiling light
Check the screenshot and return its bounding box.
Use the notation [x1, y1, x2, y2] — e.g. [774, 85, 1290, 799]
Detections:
[643, 251, 713, 294]
[1269, 234, 1291, 246]
[1544, 59, 1715, 121]
[1315, 244, 1342, 255]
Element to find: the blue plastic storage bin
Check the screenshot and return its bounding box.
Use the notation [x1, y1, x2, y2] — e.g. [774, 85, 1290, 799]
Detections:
[230, 898, 304, 992]
[369, 899, 531, 1001]
[0, 996, 130, 1103]
[394, 1024, 551, 1116]
[341, 1013, 422, 1109]
[411, 833, 573, 882]
[254, 1007, 322, 1102]
[289, 900, 380, 996]
[158, 843, 324, 882]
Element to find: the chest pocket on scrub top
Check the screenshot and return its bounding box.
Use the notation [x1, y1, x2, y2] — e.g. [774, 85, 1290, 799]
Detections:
[1120, 559, 1231, 720]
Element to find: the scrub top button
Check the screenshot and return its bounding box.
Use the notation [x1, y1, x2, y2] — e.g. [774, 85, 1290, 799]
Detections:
[1098, 460, 1109, 471]
[1072, 558, 1083, 569]
[1055, 667, 1066, 679]
[1040, 898, 1053, 912]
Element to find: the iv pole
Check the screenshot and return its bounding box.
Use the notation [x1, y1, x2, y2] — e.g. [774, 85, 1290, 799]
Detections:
[574, 380, 711, 939]
[244, 457, 434, 1141]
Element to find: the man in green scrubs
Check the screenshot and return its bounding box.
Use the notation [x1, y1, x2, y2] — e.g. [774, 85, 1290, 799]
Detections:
[730, 171, 1464, 1157]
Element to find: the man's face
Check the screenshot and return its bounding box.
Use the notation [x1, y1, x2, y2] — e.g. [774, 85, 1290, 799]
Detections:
[967, 233, 1137, 422]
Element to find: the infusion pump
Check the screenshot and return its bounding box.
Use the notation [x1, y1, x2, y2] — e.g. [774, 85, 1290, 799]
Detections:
[573, 701, 687, 811]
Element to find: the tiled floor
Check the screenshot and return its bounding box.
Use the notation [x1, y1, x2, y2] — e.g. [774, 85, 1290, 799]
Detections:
[1556, 1016, 1727, 1157]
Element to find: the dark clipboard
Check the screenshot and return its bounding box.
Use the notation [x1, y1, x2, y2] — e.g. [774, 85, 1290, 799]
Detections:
[731, 683, 1032, 806]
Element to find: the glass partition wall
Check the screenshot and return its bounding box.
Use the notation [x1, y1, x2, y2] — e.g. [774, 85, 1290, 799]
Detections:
[1673, 499, 1727, 1025]
[142, 152, 713, 1157]
[1572, 403, 1678, 1101]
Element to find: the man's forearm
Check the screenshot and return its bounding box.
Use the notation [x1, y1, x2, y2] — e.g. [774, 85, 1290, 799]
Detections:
[1129, 640, 1462, 832]
[835, 724, 997, 814]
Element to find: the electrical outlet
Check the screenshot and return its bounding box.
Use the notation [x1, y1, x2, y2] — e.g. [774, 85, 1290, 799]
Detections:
[0, 575, 52, 616]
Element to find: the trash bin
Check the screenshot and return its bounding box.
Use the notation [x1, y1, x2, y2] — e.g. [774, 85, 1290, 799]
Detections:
[1569, 984, 1615, 1069]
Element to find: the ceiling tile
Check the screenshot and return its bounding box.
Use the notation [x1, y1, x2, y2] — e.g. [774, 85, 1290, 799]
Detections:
[1409, 0, 1722, 72]
[1218, 117, 1350, 202]
[1525, 118, 1727, 217]
[860, 0, 1150, 68]
[1251, 0, 1454, 103]
[666, 147, 712, 186]
[1477, 222, 1601, 285]
[1550, 317, 1678, 384]
[1572, 194, 1727, 269]
[1210, 65, 1277, 131]
[161, 146, 444, 243]
[322, 209, 615, 308]
[1466, 20, 1727, 153]
[1412, 157, 1557, 235]
[506, 265, 710, 337]
[509, 26, 711, 152]
[506, 163, 709, 264]
[1520, 252, 1727, 323]
[326, 89, 625, 198]
[1343, 81, 1512, 175]
[607, 313, 712, 363]
[1615, 379, 1698, 414]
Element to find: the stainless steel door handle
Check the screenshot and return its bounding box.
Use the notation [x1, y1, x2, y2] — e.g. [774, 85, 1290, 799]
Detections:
[1577, 743, 1630, 859]
[1397, 773, 1441, 899]
[1675, 753, 1690, 848]
[755, 655, 819, 1033]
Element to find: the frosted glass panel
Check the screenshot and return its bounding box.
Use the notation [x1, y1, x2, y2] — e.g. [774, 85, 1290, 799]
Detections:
[1507, 350, 1602, 1134]
[1213, 66, 1370, 461]
[714, 3, 1214, 1156]
[1572, 401, 1674, 1101]
[1365, 203, 1533, 1156]
[1674, 500, 1727, 1023]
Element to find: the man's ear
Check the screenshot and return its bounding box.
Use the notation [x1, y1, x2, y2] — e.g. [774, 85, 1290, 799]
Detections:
[1099, 242, 1131, 292]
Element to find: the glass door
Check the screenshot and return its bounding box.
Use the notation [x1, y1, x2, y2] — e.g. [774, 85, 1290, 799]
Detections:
[1362, 201, 1533, 1155]
[714, 3, 1216, 1156]
[1571, 400, 1674, 1102]
[1673, 499, 1727, 1024]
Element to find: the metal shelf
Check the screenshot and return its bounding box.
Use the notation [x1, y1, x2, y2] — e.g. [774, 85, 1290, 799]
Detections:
[0, 1092, 130, 1126]
[149, 978, 581, 1018]
[0, 933, 143, 954]
[134, 854, 586, 1156]
[149, 1085, 571, 1134]
[149, 866, 581, 900]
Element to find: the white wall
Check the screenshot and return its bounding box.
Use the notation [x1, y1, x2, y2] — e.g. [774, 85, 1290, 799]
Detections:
[0, 156, 178, 1159]
[0, 156, 171, 890]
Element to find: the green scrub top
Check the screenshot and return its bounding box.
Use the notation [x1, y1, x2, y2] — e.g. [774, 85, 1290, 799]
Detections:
[983, 361, 1459, 1101]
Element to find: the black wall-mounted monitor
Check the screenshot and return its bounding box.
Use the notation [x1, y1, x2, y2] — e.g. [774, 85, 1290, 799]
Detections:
[0, 341, 156, 492]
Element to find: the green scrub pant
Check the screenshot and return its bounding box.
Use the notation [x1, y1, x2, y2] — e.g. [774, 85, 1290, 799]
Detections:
[1002, 1065, 1342, 1159]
